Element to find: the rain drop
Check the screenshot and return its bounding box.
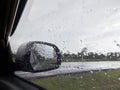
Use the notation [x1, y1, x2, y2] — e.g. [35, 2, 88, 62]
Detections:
[104, 72, 107, 76]
[118, 78, 120, 80]
[90, 70, 93, 74]
[80, 76, 83, 79]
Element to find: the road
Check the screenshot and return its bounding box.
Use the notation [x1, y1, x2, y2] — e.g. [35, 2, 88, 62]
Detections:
[15, 61, 120, 79]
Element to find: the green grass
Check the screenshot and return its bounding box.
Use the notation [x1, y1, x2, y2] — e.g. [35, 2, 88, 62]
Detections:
[34, 69, 120, 90]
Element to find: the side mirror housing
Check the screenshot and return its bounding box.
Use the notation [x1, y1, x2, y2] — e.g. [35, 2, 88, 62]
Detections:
[15, 41, 61, 72]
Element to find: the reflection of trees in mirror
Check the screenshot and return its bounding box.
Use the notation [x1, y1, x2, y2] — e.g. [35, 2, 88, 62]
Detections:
[29, 42, 59, 70]
[32, 49, 45, 62]
[62, 52, 120, 62]
[31, 47, 55, 63]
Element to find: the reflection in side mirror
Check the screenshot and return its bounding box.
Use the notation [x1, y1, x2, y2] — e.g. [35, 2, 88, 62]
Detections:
[15, 41, 61, 72]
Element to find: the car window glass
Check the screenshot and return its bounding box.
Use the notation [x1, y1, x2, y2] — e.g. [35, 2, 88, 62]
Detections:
[10, 0, 120, 90]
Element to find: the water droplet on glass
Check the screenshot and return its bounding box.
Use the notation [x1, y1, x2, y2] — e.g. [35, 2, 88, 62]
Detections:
[77, 66, 79, 69]
[113, 8, 118, 12]
[90, 70, 93, 74]
[104, 72, 107, 75]
[98, 68, 102, 72]
[80, 76, 83, 79]
[118, 78, 120, 80]
[92, 87, 96, 89]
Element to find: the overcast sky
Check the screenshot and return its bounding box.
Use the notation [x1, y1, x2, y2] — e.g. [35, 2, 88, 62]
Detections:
[10, 0, 120, 54]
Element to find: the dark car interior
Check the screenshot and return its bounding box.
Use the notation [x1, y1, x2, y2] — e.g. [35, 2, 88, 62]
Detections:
[0, 0, 46, 90]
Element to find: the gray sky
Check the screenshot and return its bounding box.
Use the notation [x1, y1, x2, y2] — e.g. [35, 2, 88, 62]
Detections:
[10, 0, 120, 54]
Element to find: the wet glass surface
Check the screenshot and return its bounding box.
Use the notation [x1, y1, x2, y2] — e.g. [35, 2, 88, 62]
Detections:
[11, 0, 120, 90]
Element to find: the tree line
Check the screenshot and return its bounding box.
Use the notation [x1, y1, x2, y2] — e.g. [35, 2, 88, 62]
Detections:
[62, 52, 120, 62]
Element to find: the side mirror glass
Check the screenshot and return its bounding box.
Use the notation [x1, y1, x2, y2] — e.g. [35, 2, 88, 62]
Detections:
[15, 41, 61, 72]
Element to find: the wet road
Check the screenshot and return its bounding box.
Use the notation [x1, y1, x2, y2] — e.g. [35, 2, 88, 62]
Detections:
[15, 61, 120, 79]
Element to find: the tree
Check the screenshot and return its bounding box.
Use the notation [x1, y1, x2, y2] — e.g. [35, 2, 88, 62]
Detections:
[80, 47, 87, 61]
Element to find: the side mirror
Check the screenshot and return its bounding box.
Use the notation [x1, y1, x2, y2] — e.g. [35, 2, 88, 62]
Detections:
[15, 41, 61, 72]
